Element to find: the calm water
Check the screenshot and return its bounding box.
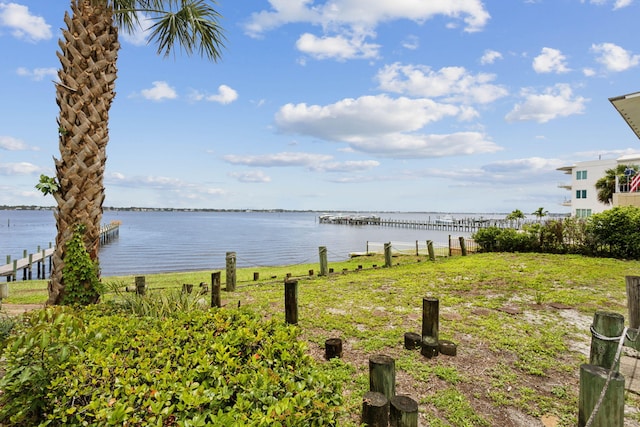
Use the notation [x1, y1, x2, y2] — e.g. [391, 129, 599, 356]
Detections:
[0, 210, 474, 276]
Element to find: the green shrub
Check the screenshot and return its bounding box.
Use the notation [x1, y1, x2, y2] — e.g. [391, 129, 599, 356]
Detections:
[61, 224, 103, 306]
[472, 227, 502, 252]
[586, 206, 640, 259]
[0, 306, 343, 426]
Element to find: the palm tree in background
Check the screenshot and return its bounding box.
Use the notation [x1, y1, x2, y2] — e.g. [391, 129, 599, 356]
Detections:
[45, 0, 224, 305]
[595, 164, 638, 205]
[532, 207, 548, 222]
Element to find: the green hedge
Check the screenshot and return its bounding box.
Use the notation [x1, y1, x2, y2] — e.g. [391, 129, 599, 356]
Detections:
[0, 306, 343, 426]
[472, 206, 640, 259]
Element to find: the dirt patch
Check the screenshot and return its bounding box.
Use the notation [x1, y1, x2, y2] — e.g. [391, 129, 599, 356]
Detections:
[1, 303, 44, 316]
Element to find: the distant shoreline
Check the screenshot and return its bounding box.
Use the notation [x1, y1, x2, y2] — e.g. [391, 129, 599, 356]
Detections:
[0, 206, 568, 216]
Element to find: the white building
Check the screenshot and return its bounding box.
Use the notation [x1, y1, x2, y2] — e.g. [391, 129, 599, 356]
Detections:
[557, 154, 640, 217]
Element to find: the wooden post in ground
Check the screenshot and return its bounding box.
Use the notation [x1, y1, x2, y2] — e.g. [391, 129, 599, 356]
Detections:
[415, 240, 419, 256]
[578, 364, 624, 427]
[459, 236, 467, 256]
[319, 246, 328, 276]
[362, 391, 389, 427]
[211, 271, 221, 308]
[325, 338, 343, 359]
[390, 395, 419, 427]
[589, 311, 624, 371]
[427, 240, 435, 261]
[225, 252, 236, 291]
[422, 297, 440, 358]
[384, 242, 392, 268]
[403, 332, 421, 350]
[625, 275, 640, 329]
[284, 279, 298, 325]
[135, 276, 146, 296]
[369, 354, 395, 400]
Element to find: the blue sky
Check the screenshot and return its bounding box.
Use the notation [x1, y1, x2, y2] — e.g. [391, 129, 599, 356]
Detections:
[1, 0, 640, 213]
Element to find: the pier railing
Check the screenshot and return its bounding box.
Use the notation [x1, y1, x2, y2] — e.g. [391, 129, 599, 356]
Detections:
[1, 221, 120, 282]
[319, 214, 526, 232]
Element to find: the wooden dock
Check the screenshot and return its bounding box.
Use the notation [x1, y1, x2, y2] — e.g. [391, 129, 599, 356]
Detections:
[319, 214, 521, 233]
[1, 222, 120, 282]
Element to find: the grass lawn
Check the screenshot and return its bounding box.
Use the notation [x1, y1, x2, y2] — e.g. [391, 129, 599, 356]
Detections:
[3, 252, 640, 426]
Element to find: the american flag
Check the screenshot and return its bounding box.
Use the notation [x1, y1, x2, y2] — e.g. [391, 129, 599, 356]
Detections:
[630, 172, 640, 192]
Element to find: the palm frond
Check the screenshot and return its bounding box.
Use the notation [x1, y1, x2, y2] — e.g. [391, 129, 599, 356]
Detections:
[146, 0, 225, 60]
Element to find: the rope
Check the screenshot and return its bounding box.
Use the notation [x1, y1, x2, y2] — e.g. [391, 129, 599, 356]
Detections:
[584, 326, 628, 427]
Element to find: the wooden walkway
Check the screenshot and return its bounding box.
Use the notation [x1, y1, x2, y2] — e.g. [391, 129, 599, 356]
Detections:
[0, 222, 120, 282]
[319, 214, 522, 233]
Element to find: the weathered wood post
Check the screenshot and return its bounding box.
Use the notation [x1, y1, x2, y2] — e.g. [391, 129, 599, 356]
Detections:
[0, 282, 8, 305]
[459, 236, 467, 256]
[284, 279, 298, 325]
[384, 242, 392, 268]
[369, 354, 395, 399]
[27, 253, 33, 280]
[403, 332, 421, 350]
[319, 246, 328, 276]
[135, 276, 146, 296]
[448, 235, 452, 257]
[211, 271, 221, 308]
[362, 391, 389, 427]
[625, 275, 640, 328]
[576, 311, 626, 427]
[415, 240, 419, 256]
[253, 272, 259, 281]
[426, 240, 435, 261]
[390, 395, 419, 427]
[421, 297, 439, 358]
[325, 338, 343, 359]
[589, 311, 624, 370]
[578, 364, 624, 427]
[225, 251, 236, 291]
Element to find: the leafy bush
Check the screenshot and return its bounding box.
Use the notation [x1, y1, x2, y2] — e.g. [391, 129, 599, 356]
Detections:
[473, 227, 537, 253]
[61, 224, 103, 305]
[586, 206, 640, 259]
[0, 306, 343, 426]
[473, 227, 502, 252]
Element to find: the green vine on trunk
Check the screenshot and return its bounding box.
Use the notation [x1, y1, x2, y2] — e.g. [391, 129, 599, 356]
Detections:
[61, 224, 103, 306]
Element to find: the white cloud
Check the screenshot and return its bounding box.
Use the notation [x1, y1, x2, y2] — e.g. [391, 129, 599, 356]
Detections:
[581, 0, 634, 9]
[480, 49, 502, 65]
[0, 2, 51, 42]
[532, 47, 570, 74]
[276, 95, 460, 141]
[591, 42, 640, 72]
[375, 63, 508, 104]
[0, 161, 41, 175]
[296, 31, 380, 60]
[208, 85, 238, 104]
[274, 95, 501, 158]
[223, 152, 333, 167]
[402, 35, 419, 50]
[245, 0, 490, 37]
[345, 132, 501, 158]
[229, 170, 272, 183]
[119, 12, 152, 46]
[505, 84, 588, 123]
[0, 135, 28, 150]
[107, 172, 225, 196]
[16, 66, 57, 81]
[190, 85, 238, 104]
[309, 160, 380, 172]
[140, 81, 178, 101]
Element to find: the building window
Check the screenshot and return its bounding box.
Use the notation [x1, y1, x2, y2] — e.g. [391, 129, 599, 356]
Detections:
[576, 189, 587, 199]
[576, 170, 587, 180]
[576, 209, 592, 218]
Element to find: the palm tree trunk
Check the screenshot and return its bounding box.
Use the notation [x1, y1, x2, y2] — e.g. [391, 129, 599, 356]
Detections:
[48, 0, 119, 305]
